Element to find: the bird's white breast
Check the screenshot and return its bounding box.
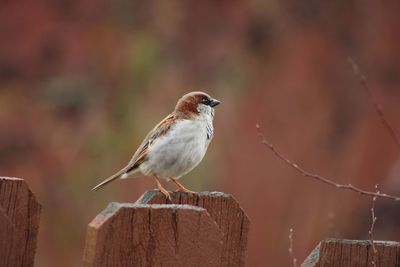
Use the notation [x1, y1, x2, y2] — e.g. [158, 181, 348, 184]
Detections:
[140, 114, 213, 179]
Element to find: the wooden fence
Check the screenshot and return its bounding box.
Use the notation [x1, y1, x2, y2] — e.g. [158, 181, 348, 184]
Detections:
[1, 176, 400, 266]
[302, 238, 400, 267]
[82, 191, 250, 266]
[0, 177, 41, 267]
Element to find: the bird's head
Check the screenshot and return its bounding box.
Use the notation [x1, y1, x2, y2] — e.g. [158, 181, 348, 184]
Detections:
[175, 91, 221, 117]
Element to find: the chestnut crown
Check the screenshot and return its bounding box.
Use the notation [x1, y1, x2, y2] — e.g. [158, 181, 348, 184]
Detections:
[175, 91, 221, 116]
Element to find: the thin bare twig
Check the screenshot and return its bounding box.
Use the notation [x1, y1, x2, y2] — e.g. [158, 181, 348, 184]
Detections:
[256, 124, 400, 201]
[369, 184, 379, 266]
[347, 57, 400, 150]
[288, 228, 297, 267]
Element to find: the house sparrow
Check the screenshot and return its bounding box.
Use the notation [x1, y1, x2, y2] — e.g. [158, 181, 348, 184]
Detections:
[92, 91, 221, 200]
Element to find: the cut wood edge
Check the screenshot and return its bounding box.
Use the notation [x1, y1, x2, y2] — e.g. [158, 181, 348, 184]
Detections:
[0, 176, 24, 181]
[301, 242, 321, 267]
[136, 190, 237, 205]
[88, 202, 209, 229]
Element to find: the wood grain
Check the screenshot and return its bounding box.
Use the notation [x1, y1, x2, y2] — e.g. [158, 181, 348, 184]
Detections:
[83, 202, 224, 267]
[137, 191, 250, 267]
[302, 238, 400, 267]
[0, 177, 41, 267]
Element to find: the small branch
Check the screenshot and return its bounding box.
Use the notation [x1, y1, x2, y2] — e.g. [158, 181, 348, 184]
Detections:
[369, 185, 379, 267]
[256, 124, 400, 201]
[347, 57, 400, 150]
[288, 228, 297, 267]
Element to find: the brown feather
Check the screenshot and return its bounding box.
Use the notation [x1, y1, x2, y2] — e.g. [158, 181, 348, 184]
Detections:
[175, 91, 211, 118]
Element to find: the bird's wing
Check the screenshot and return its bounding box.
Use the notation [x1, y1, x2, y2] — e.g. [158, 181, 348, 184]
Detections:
[92, 113, 177, 191]
[125, 113, 177, 172]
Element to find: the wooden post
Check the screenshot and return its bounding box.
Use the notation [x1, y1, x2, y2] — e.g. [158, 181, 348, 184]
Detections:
[302, 238, 400, 267]
[83, 191, 250, 267]
[137, 191, 250, 266]
[0, 177, 41, 267]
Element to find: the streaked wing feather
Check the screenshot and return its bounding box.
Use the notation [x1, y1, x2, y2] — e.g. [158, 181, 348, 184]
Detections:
[125, 113, 176, 173]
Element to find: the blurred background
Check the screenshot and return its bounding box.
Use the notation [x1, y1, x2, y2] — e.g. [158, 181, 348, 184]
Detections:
[1, 0, 400, 266]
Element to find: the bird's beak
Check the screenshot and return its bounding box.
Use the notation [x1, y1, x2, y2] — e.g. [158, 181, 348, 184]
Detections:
[209, 98, 221, 107]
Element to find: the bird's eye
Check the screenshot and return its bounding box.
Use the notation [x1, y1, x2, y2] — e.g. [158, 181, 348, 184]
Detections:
[202, 98, 211, 105]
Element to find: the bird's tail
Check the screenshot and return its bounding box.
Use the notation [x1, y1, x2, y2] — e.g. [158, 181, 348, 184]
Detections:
[92, 168, 127, 191]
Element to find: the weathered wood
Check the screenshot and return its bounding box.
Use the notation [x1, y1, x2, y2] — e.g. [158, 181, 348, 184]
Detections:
[302, 238, 400, 267]
[0, 208, 16, 265]
[83, 202, 224, 267]
[0, 177, 41, 267]
[137, 191, 250, 267]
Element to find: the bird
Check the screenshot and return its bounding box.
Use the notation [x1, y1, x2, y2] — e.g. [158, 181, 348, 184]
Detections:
[92, 91, 221, 200]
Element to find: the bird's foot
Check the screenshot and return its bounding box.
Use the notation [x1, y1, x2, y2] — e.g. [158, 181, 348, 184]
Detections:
[154, 178, 172, 201]
[154, 188, 172, 201]
[170, 178, 197, 195]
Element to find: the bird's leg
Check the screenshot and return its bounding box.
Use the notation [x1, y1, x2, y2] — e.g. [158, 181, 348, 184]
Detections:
[154, 177, 171, 201]
[170, 178, 197, 194]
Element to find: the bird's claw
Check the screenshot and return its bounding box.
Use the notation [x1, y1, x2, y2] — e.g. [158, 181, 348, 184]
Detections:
[154, 188, 172, 202]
